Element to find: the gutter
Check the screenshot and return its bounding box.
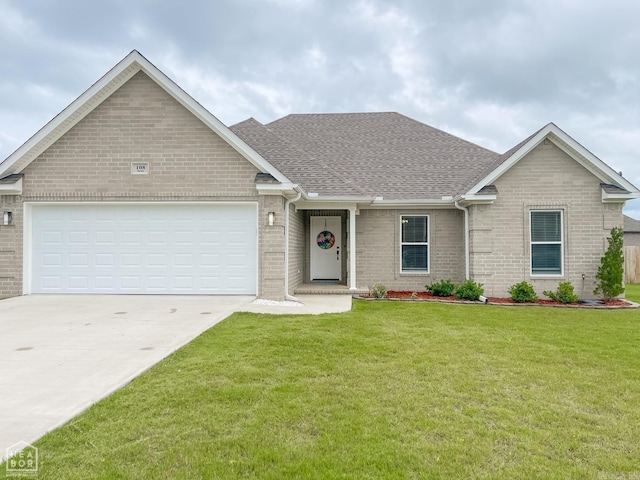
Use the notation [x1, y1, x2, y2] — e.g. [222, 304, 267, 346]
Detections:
[284, 186, 303, 302]
[454, 200, 470, 279]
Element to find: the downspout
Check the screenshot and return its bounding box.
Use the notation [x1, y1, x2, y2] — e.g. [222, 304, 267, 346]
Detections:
[454, 200, 470, 279]
[284, 186, 303, 302]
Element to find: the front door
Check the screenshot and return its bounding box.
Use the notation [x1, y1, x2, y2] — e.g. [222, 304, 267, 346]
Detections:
[310, 216, 342, 281]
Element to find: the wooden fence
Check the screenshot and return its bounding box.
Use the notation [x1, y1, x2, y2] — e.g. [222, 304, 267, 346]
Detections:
[625, 246, 640, 284]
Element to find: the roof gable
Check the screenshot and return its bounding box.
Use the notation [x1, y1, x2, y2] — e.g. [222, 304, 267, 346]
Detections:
[464, 123, 640, 199]
[0, 51, 291, 185]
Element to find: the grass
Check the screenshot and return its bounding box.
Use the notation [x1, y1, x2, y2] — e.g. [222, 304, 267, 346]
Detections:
[625, 282, 640, 302]
[2, 300, 640, 479]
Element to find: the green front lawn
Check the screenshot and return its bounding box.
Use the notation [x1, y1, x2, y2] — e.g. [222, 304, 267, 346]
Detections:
[3, 301, 640, 479]
[625, 282, 640, 302]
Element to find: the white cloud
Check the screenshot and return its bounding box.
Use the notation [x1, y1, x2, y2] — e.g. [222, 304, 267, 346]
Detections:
[304, 45, 327, 70]
[265, 0, 315, 9]
[0, 2, 37, 38]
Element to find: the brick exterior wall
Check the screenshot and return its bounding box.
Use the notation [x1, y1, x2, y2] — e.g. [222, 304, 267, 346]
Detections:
[259, 195, 286, 300]
[468, 141, 624, 298]
[355, 208, 465, 291]
[0, 195, 22, 296]
[1, 71, 289, 300]
[288, 206, 305, 294]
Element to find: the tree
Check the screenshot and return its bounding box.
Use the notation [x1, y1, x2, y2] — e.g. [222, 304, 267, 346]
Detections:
[594, 226, 625, 300]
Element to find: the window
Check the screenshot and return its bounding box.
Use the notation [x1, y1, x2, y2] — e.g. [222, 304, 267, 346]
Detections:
[401, 215, 429, 273]
[530, 210, 563, 275]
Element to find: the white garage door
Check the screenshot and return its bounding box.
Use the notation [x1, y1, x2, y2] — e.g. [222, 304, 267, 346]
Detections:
[29, 203, 257, 294]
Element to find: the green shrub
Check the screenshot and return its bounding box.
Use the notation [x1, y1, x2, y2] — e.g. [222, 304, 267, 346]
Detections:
[426, 279, 457, 297]
[454, 279, 484, 301]
[508, 281, 538, 303]
[543, 281, 579, 304]
[594, 227, 625, 300]
[369, 283, 387, 299]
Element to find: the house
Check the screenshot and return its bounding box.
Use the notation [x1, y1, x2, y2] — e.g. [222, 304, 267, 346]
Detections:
[1, 51, 638, 300]
[624, 215, 640, 247]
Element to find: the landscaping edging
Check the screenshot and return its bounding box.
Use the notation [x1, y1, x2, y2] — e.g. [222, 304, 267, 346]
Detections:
[353, 295, 640, 309]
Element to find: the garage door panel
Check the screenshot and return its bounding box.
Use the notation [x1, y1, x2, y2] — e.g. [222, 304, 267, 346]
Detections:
[68, 253, 88, 266]
[68, 276, 89, 289]
[31, 204, 257, 295]
[95, 276, 114, 289]
[42, 231, 63, 245]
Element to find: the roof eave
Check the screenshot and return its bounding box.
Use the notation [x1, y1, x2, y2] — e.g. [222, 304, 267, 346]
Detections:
[255, 182, 297, 195]
[367, 198, 459, 209]
[602, 191, 640, 203]
[456, 194, 497, 206]
[0, 177, 22, 195]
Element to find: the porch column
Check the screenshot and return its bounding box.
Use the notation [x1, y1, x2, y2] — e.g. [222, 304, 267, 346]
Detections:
[349, 207, 357, 291]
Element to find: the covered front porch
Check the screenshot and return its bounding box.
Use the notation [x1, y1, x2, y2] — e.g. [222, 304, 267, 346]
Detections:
[288, 203, 362, 296]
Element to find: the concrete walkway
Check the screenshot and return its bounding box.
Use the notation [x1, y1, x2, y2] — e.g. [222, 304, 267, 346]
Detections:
[240, 294, 353, 315]
[0, 294, 352, 459]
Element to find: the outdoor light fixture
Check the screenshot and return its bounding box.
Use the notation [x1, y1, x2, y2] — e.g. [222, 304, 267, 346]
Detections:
[268, 211, 275, 226]
[3, 211, 12, 225]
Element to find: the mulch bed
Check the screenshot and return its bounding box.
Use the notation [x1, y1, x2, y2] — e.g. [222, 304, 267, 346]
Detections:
[357, 290, 635, 308]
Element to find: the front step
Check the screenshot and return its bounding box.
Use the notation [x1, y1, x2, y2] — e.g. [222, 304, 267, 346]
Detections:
[294, 284, 369, 295]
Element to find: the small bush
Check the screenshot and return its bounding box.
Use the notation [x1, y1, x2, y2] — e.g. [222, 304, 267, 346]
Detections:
[454, 279, 484, 301]
[508, 281, 538, 303]
[543, 281, 579, 304]
[426, 279, 457, 297]
[369, 283, 387, 299]
[594, 227, 625, 300]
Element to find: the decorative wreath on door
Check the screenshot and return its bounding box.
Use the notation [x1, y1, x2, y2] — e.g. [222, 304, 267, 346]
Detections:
[316, 231, 336, 249]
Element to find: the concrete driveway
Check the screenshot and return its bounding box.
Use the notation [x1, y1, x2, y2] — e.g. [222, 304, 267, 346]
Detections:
[0, 294, 253, 459]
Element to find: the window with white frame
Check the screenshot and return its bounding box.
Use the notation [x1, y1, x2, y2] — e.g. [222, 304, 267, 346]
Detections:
[530, 210, 563, 275]
[401, 215, 429, 273]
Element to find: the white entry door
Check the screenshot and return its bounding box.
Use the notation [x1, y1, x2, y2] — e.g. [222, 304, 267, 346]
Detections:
[310, 216, 342, 281]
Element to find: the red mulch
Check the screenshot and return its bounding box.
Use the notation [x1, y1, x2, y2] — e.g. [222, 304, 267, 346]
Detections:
[365, 291, 633, 307]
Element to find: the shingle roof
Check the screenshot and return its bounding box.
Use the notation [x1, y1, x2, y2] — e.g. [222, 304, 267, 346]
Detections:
[0, 173, 23, 184]
[231, 112, 501, 200]
[601, 183, 630, 194]
[624, 214, 640, 233]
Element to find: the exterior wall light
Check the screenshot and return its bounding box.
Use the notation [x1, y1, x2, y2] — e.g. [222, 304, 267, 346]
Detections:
[3, 211, 12, 225]
[268, 212, 275, 226]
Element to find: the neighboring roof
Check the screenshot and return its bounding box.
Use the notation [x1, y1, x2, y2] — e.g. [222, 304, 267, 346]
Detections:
[624, 215, 640, 233]
[232, 113, 500, 200]
[0, 51, 292, 186]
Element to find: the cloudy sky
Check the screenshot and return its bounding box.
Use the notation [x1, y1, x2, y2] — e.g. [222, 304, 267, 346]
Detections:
[1, 0, 639, 216]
